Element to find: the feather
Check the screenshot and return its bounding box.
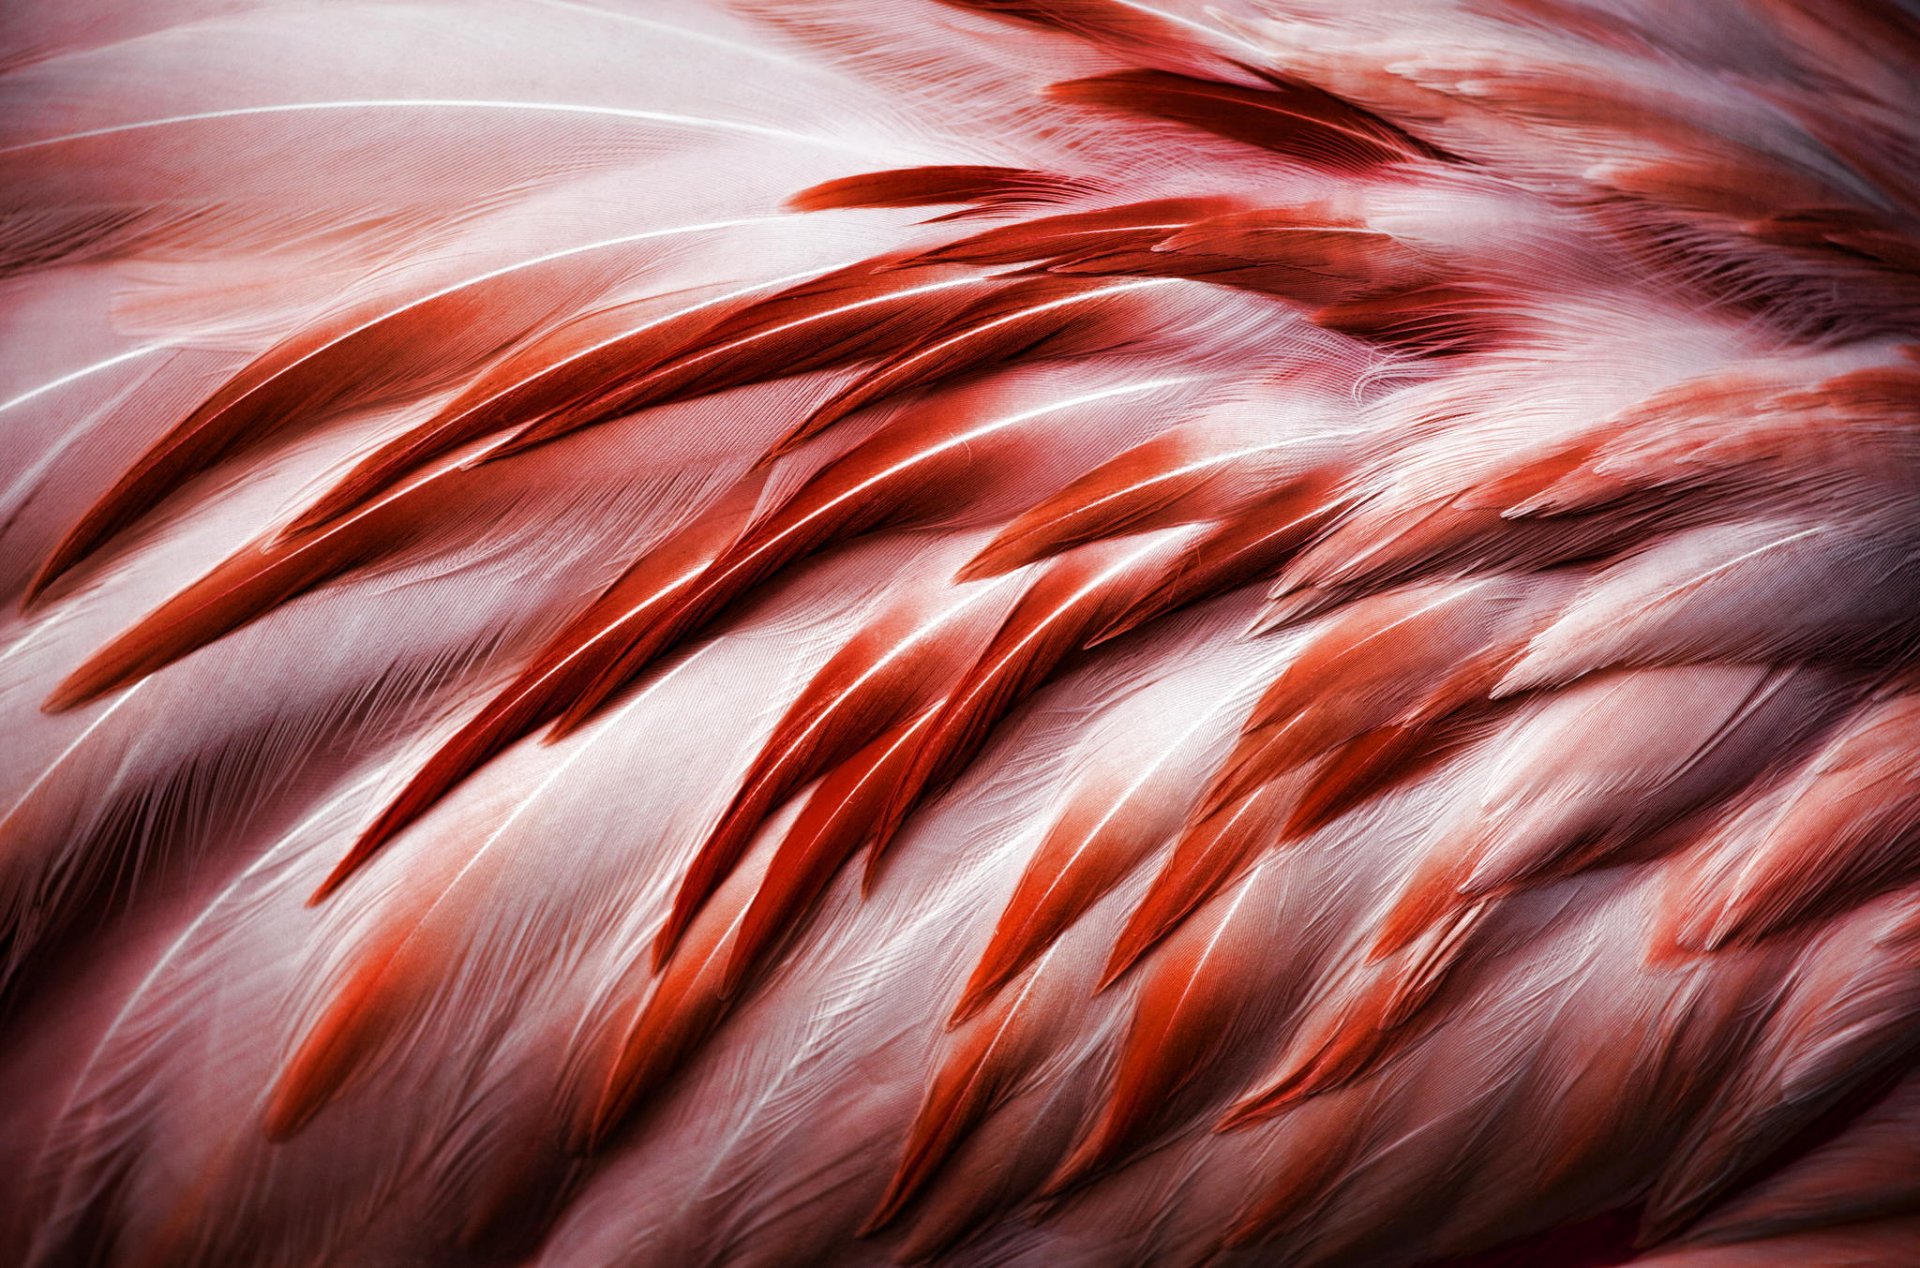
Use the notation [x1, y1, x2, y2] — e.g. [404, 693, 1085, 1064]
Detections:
[1373, 665, 1843, 959]
[1099, 778, 1291, 989]
[869, 530, 1205, 885]
[723, 703, 945, 997]
[1220, 576, 1554, 811]
[26, 223, 722, 598]
[862, 963, 1061, 1235]
[573, 832, 771, 1153]
[1671, 686, 1920, 951]
[8, 1, 1920, 1264]
[1048, 862, 1300, 1191]
[949, 661, 1248, 1024]
[290, 258, 1004, 526]
[1498, 514, 1920, 695]
[1641, 897, 1920, 1242]
[653, 569, 1012, 966]
[315, 472, 769, 898]
[960, 398, 1354, 579]
[1675, 1072, 1920, 1249]
[762, 274, 1185, 458]
[788, 164, 1097, 213]
[1049, 69, 1446, 169]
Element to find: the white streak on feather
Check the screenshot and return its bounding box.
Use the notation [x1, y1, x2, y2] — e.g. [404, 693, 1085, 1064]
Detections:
[1, 101, 881, 155]
[390, 641, 722, 908]
[0, 682, 147, 827]
[0, 344, 172, 415]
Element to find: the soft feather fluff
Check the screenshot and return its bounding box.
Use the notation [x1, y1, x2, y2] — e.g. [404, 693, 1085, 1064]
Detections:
[2, 1, 1918, 1265]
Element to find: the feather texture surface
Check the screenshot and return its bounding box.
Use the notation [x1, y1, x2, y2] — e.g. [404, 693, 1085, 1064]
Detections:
[3, 1, 1919, 1266]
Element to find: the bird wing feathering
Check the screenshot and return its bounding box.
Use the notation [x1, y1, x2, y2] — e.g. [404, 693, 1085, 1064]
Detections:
[2, 0, 1919, 1265]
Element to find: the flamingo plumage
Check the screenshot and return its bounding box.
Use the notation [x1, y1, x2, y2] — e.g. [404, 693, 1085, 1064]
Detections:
[2, 1, 1919, 1264]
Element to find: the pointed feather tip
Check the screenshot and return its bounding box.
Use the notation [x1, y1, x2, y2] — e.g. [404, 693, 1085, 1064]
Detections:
[946, 898, 1054, 1027]
[39, 668, 109, 715]
[562, 1110, 603, 1159]
[1275, 784, 1346, 843]
[1247, 586, 1327, 637]
[861, 1086, 976, 1242]
[279, 443, 424, 539]
[1634, 1191, 1712, 1251]
[1692, 913, 1743, 954]
[1083, 597, 1166, 649]
[545, 612, 701, 742]
[564, 1057, 641, 1157]
[276, 480, 374, 541]
[260, 1089, 319, 1144]
[306, 860, 357, 907]
[455, 1151, 579, 1259]
[469, 421, 552, 468]
[717, 867, 829, 1005]
[944, 990, 988, 1032]
[1094, 931, 1153, 994]
[955, 497, 1120, 581]
[748, 417, 820, 470]
[1280, 723, 1440, 842]
[858, 797, 918, 898]
[25, 517, 108, 612]
[308, 815, 403, 905]
[787, 165, 1097, 217]
[1034, 1135, 1106, 1202]
[755, 403, 844, 469]
[259, 954, 409, 1148]
[1247, 1070, 1319, 1116]
[1368, 884, 1459, 964]
[20, 563, 62, 613]
[1363, 926, 1410, 966]
[1646, 930, 1711, 968]
[582, 1053, 677, 1157]
[543, 706, 595, 744]
[261, 1022, 347, 1145]
[573, 990, 710, 1157]
[649, 918, 686, 973]
[947, 963, 1008, 1030]
[1214, 1091, 1283, 1133]
[1217, 1153, 1340, 1251]
[1489, 652, 1550, 699]
[1211, 1224, 1254, 1258]
[716, 940, 764, 1004]
[857, 1174, 918, 1240]
[1218, 1033, 1363, 1131]
[1645, 892, 1732, 963]
[859, 842, 887, 897]
[1196, 758, 1285, 823]
[952, 537, 1041, 584]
